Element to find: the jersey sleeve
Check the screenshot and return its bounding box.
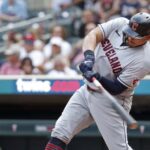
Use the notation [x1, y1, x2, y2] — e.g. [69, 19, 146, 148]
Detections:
[117, 63, 148, 88]
[99, 17, 129, 39]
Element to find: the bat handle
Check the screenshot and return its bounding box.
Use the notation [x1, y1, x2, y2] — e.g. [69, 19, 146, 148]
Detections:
[92, 77, 101, 87]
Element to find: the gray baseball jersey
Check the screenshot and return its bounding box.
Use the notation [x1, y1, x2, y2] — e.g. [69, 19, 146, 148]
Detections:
[51, 17, 150, 150]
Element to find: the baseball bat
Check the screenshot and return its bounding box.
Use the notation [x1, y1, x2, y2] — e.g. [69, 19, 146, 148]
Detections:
[92, 77, 138, 129]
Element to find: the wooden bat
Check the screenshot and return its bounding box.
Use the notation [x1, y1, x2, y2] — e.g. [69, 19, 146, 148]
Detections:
[92, 77, 138, 129]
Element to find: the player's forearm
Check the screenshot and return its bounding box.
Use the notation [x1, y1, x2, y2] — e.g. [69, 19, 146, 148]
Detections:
[99, 77, 128, 95]
[82, 26, 103, 52]
[82, 31, 97, 52]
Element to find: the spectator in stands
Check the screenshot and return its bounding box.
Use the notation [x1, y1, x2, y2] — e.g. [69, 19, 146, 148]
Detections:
[85, 0, 101, 17]
[50, 0, 72, 13]
[2, 31, 23, 48]
[19, 33, 35, 60]
[99, 0, 121, 22]
[0, 44, 21, 75]
[140, 0, 149, 8]
[20, 57, 33, 75]
[20, 57, 41, 75]
[51, 25, 72, 57]
[72, 0, 85, 10]
[44, 25, 72, 61]
[71, 1, 101, 37]
[70, 22, 96, 71]
[70, 39, 83, 71]
[44, 36, 63, 73]
[28, 23, 46, 42]
[78, 9, 98, 38]
[120, 0, 141, 19]
[139, 0, 150, 13]
[49, 37, 62, 59]
[20, 33, 45, 73]
[28, 40, 45, 72]
[3, 31, 18, 47]
[72, 0, 100, 10]
[50, 0, 92, 13]
[0, 0, 28, 25]
[48, 55, 78, 77]
[84, 22, 97, 35]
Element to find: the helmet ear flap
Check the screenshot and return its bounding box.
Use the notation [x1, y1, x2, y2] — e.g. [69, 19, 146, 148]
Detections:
[129, 22, 139, 32]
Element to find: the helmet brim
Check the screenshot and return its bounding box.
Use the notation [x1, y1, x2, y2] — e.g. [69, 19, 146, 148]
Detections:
[122, 25, 143, 39]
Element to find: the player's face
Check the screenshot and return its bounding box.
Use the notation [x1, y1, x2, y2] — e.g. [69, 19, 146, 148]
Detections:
[127, 36, 147, 47]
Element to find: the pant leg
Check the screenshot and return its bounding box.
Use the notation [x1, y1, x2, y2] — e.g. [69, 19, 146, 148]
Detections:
[51, 86, 94, 144]
[87, 91, 133, 150]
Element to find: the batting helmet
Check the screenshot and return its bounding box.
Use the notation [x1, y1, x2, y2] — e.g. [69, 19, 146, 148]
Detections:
[123, 12, 150, 38]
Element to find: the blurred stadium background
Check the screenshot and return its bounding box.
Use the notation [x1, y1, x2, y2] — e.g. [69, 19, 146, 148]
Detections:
[0, 0, 150, 150]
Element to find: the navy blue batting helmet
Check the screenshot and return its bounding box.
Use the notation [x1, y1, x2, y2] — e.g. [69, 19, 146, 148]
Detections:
[123, 12, 150, 38]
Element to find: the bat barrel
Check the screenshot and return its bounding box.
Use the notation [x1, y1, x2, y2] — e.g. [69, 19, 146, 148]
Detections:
[111, 102, 138, 129]
[92, 77, 138, 129]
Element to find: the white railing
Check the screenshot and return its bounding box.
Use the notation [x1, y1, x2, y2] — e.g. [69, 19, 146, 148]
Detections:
[0, 13, 54, 33]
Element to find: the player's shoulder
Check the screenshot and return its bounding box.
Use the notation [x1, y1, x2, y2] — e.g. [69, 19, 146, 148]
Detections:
[113, 17, 129, 22]
[99, 17, 129, 39]
[112, 17, 129, 26]
[101, 17, 129, 30]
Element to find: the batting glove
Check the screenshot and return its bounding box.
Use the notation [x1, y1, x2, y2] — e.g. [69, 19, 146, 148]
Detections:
[83, 70, 101, 82]
[79, 50, 95, 74]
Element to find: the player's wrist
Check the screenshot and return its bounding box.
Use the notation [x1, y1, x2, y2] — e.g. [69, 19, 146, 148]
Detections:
[84, 50, 95, 63]
[79, 50, 95, 75]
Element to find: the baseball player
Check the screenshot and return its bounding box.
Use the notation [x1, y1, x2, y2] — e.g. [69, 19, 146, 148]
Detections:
[44, 12, 150, 150]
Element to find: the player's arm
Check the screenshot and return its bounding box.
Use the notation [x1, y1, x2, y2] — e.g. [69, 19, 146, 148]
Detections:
[98, 77, 128, 95]
[80, 26, 128, 95]
[82, 26, 104, 52]
[79, 26, 104, 82]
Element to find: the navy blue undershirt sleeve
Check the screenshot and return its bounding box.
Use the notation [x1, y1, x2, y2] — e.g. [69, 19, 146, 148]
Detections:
[99, 77, 128, 95]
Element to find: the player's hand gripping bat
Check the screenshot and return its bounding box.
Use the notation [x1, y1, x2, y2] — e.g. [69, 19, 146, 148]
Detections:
[92, 77, 138, 129]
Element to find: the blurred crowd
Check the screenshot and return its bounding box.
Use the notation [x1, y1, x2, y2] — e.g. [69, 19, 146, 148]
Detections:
[0, 0, 149, 77]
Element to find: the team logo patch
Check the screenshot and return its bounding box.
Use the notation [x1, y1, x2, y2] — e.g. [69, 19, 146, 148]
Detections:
[131, 22, 139, 31]
[132, 79, 139, 85]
